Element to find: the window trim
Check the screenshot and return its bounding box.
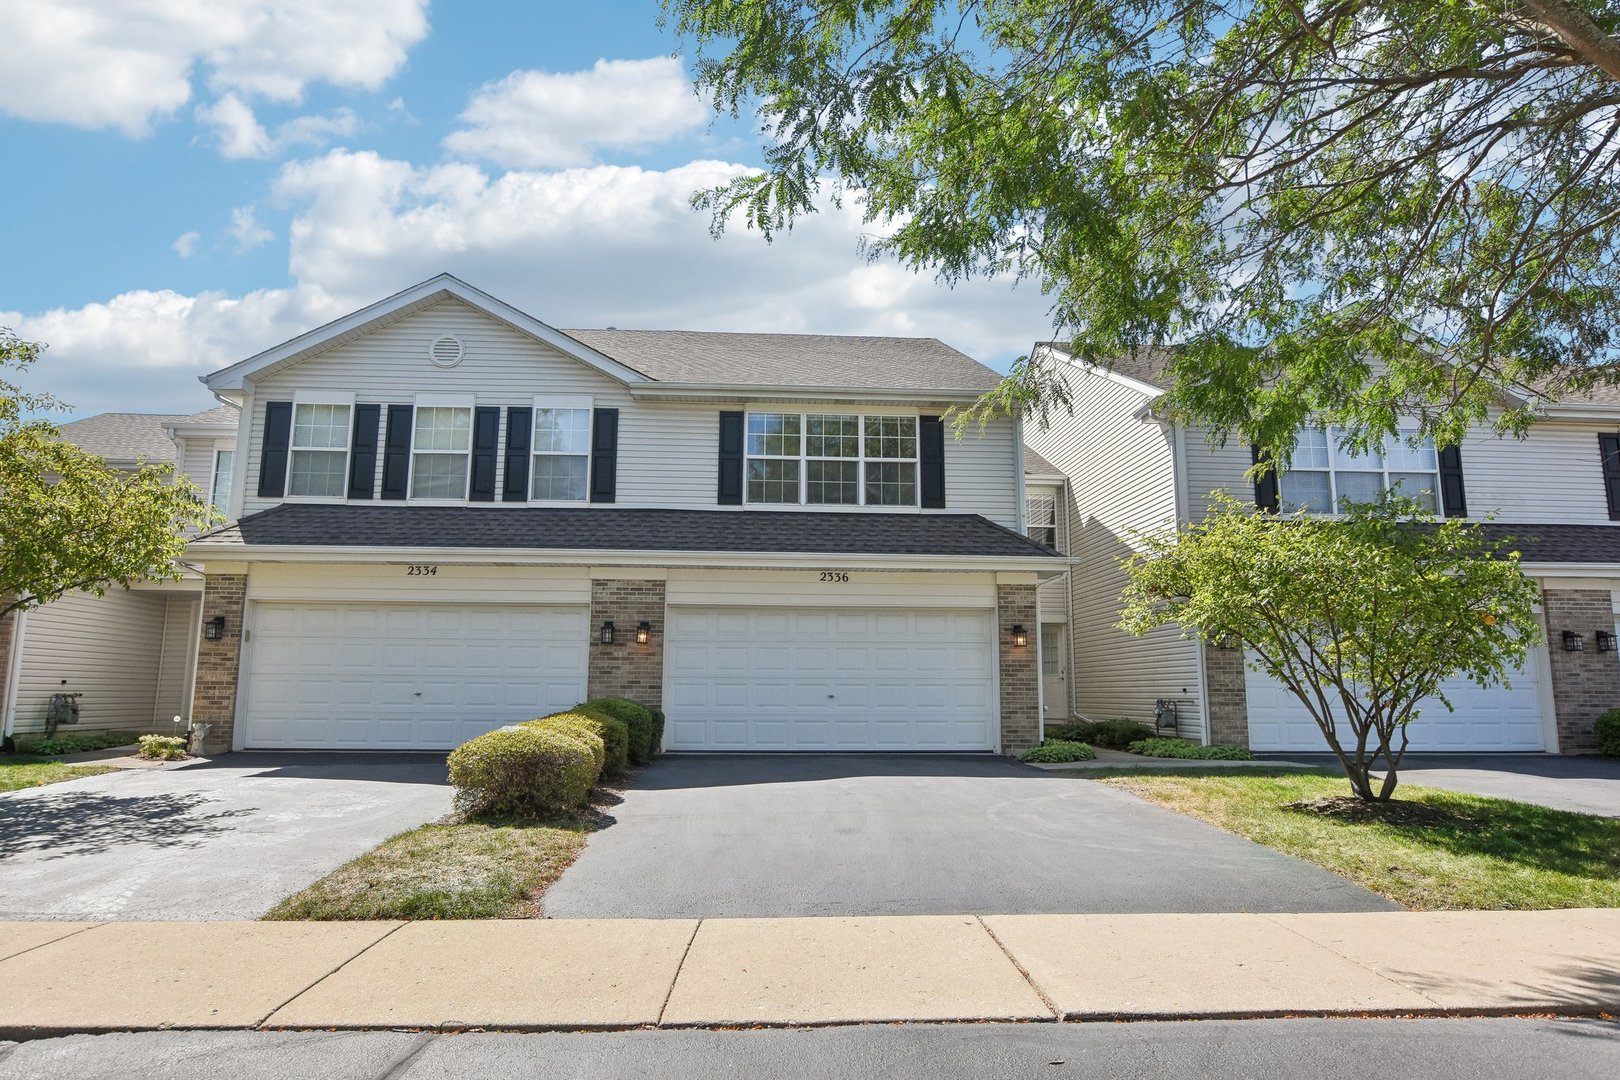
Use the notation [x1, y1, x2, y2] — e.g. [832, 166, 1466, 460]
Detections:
[1026, 490, 1059, 550]
[1278, 424, 1444, 517]
[407, 393, 476, 504]
[742, 408, 921, 510]
[283, 392, 355, 503]
[529, 394, 593, 505]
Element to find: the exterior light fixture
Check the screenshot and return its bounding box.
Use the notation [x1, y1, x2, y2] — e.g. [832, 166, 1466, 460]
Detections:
[1563, 630, 1584, 652]
[1010, 625, 1028, 648]
[1597, 630, 1617, 653]
[204, 615, 226, 641]
[599, 621, 616, 645]
[636, 621, 651, 645]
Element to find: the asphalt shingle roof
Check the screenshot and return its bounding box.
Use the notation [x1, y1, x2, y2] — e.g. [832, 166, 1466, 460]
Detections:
[192, 505, 1060, 558]
[562, 329, 1003, 392]
[57, 406, 237, 464]
[1022, 446, 1063, 478]
[1474, 523, 1620, 564]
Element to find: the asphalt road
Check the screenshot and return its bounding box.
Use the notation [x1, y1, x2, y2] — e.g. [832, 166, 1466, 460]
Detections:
[543, 753, 1394, 917]
[1, 1020, 1615, 1079]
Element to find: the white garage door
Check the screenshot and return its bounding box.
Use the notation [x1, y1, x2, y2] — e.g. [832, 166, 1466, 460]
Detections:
[666, 607, 996, 751]
[242, 603, 588, 749]
[1245, 651, 1546, 752]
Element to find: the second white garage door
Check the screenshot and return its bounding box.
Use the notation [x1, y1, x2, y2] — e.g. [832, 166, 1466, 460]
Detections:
[241, 602, 588, 749]
[665, 607, 996, 751]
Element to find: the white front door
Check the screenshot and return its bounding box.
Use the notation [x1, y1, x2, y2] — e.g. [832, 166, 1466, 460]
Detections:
[1041, 623, 1068, 721]
[241, 602, 589, 749]
[664, 606, 996, 751]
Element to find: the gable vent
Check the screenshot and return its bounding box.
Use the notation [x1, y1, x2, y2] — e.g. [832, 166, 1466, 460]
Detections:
[428, 335, 465, 368]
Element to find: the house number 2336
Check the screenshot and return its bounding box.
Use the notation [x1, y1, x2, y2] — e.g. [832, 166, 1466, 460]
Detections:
[405, 565, 439, 576]
[819, 571, 849, 583]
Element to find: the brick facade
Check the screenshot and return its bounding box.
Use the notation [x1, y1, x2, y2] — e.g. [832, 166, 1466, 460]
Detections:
[1541, 587, 1617, 753]
[587, 578, 667, 711]
[998, 583, 1040, 750]
[1202, 642, 1250, 748]
[191, 573, 247, 754]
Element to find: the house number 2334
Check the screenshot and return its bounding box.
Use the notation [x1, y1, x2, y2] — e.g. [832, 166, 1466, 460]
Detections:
[819, 571, 849, 583]
[405, 565, 439, 576]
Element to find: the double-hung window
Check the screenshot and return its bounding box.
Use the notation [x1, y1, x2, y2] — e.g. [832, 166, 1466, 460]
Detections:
[410, 396, 473, 500]
[210, 449, 234, 513]
[1280, 425, 1441, 514]
[1026, 491, 1058, 549]
[287, 397, 352, 498]
[532, 397, 592, 502]
[745, 411, 919, 506]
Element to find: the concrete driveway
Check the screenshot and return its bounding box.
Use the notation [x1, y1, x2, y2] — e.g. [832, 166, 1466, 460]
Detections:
[0, 753, 452, 921]
[543, 754, 1394, 918]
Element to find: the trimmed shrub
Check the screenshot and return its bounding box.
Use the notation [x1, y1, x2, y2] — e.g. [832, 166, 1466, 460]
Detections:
[11, 730, 141, 757]
[545, 708, 630, 775]
[1019, 740, 1098, 764]
[448, 725, 599, 816]
[1127, 737, 1254, 761]
[1597, 709, 1620, 758]
[136, 735, 188, 761]
[1045, 719, 1155, 750]
[522, 714, 607, 775]
[581, 697, 659, 765]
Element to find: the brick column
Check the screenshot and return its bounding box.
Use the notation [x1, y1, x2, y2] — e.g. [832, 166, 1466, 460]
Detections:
[1203, 643, 1251, 748]
[192, 573, 247, 754]
[587, 579, 666, 710]
[997, 583, 1040, 751]
[1541, 587, 1618, 754]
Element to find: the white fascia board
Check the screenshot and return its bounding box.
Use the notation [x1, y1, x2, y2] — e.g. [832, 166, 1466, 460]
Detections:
[1522, 562, 1620, 578]
[1036, 342, 1167, 401]
[627, 383, 988, 404]
[1535, 403, 1620, 421]
[202, 273, 652, 392]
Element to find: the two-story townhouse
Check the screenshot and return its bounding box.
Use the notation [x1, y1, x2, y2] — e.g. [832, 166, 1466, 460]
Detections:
[1022, 446, 1073, 723]
[183, 274, 1063, 755]
[0, 405, 239, 742]
[1025, 344, 1620, 755]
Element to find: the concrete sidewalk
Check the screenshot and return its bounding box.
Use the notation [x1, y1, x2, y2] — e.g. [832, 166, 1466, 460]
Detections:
[0, 910, 1615, 1038]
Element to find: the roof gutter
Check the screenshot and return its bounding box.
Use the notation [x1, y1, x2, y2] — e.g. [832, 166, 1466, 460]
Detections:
[626, 383, 990, 404]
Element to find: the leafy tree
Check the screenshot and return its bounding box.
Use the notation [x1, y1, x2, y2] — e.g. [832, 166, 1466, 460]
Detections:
[667, 1, 1620, 456]
[1117, 495, 1541, 800]
[0, 329, 217, 619]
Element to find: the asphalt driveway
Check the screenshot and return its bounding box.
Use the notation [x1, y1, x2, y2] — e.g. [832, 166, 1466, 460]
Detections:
[0, 753, 452, 921]
[1329, 754, 1619, 817]
[543, 754, 1394, 918]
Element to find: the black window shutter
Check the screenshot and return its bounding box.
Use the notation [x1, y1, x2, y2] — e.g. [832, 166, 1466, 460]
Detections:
[257, 401, 293, 498]
[919, 415, 946, 509]
[1437, 445, 1467, 519]
[346, 404, 380, 500]
[469, 407, 501, 502]
[590, 408, 619, 503]
[1601, 434, 1620, 520]
[718, 411, 744, 505]
[380, 404, 413, 500]
[1252, 445, 1279, 513]
[503, 406, 532, 502]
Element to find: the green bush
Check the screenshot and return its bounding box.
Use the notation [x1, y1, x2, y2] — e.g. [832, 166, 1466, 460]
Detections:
[1127, 737, 1254, 760]
[448, 725, 599, 816]
[1046, 719, 1156, 750]
[544, 708, 630, 775]
[1597, 709, 1620, 758]
[523, 714, 607, 775]
[1019, 739, 1098, 763]
[11, 730, 141, 757]
[581, 697, 660, 764]
[136, 735, 188, 761]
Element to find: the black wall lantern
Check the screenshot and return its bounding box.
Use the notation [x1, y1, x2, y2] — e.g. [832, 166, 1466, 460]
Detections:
[1563, 629, 1585, 652]
[636, 621, 651, 645]
[1597, 630, 1617, 653]
[1010, 624, 1028, 648]
[204, 615, 226, 641]
[599, 621, 616, 645]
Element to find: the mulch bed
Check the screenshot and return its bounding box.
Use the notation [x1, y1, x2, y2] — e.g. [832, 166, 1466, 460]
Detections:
[1282, 796, 1479, 828]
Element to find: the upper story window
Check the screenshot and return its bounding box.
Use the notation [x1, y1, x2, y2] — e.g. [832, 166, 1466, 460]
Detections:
[532, 400, 591, 502]
[210, 449, 234, 514]
[288, 402, 352, 498]
[746, 411, 918, 506]
[1027, 492, 1058, 549]
[411, 400, 472, 500]
[1280, 425, 1440, 514]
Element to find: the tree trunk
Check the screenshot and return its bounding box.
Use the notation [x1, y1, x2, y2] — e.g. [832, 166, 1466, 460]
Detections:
[1520, 0, 1620, 83]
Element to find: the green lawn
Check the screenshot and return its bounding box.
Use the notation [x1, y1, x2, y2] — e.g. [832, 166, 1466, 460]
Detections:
[1091, 768, 1620, 911]
[0, 758, 117, 793]
[264, 813, 597, 920]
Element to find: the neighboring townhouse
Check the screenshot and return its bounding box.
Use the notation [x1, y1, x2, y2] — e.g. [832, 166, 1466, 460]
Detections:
[183, 274, 1063, 755]
[1023, 446, 1073, 723]
[1025, 345, 1620, 755]
[0, 405, 239, 741]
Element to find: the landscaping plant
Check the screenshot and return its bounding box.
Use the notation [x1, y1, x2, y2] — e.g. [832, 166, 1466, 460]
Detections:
[1597, 708, 1620, 758]
[539, 709, 629, 776]
[579, 697, 661, 764]
[1127, 738, 1252, 761]
[136, 734, 188, 761]
[1120, 494, 1540, 801]
[1049, 719, 1155, 750]
[11, 730, 140, 757]
[1019, 740, 1097, 764]
[447, 725, 601, 817]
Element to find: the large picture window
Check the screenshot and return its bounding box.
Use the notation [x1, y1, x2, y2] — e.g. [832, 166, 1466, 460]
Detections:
[1280, 425, 1441, 514]
[532, 403, 591, 501]
[287, 402, 351, 498]
[745, 411, 919, 506]
[410, 405, 472, 500]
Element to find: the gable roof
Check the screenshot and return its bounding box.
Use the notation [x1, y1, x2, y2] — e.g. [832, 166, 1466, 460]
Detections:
[58, 406, 234, 465]
[1022, 445, 1063, 480]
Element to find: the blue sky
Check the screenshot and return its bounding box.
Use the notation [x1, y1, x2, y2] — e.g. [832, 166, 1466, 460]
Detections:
[0, 1, 1053, 417]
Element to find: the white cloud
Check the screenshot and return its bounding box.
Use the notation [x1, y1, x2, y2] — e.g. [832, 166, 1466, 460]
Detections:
[172, 231, 201, 259]
[198, 94, 360, 159]
[0, 0, 429, 136]
[444, 58, 708, 168]
[229, 206, 273, 251]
